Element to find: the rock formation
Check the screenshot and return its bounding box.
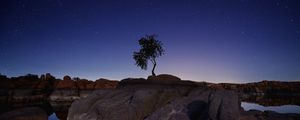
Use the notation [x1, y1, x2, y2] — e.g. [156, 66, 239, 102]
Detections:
[55, 76, 76, 89]
[68, 77, 198, 120]
[68, 77, 300, 120]
[0, 73, 118, 119]
[1, 73, 300, 120]
[94, 78, 118, 89]
[49, 76, 118, 120]
[208, 80, 300, 106]
[208, 81, 300, 95]
[50, 76, 118, 102]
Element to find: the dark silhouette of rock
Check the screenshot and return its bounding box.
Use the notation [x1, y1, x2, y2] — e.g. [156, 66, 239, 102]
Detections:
[0, 75, 10, 95]
[63, 75, 71, 81]
[208, 81, 300, 95]
[117, 77, 198, 89]
[0, 73, 119, 117]
[0, 75, 10, 113]
[0, 107, 48, 120]
[55, 76, 76, 89]
[35, 73, 56, 95]
[45, 73, 55, 80]
[117, 78, 147, 85]
[147, 74, 181, 82]
[10, 74, 40, 89]
[77, 79, 94, 89]
[207, 81, 300, 106]
[94, 78, 118, 89]
[0, 74, 53, 113]
[0, 74, 10, 89]
[50, 76, 118, 103]
[54, 76, 118, 90]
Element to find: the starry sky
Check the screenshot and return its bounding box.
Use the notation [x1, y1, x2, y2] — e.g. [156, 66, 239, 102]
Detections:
[1, 0, 300, 83]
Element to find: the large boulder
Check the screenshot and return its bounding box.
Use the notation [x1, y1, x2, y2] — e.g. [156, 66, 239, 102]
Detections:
[67, 82, 241, 120]
[67, 88, 189, 120]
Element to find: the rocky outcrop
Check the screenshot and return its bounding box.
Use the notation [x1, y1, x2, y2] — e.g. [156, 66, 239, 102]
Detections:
[94, 78, 118, 89]
[0, 74, 57, 112]
[1, 74, 300, 120]
[68, 78, 300, 120]
[50, 76, 118, 102]
[0, 73, 57, 93]
[10, 74, 41, 89]
[54, 76, 118, 90]
[77, 79, 95, 89]
[0, 73, 119, 119]
[68, 89, 186, 120]
[0, 107, 48, 120]
[207, 81, 300, 106]
[55, 76, 76, 89]
[208, 81, 300, 95]
[0, 74, 118, 92]
[68, 77, 241, 120]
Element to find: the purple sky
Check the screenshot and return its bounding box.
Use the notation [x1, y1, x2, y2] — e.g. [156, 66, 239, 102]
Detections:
[1, 0, 300, 83]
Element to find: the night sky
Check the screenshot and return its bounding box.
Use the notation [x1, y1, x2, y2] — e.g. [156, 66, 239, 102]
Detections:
[1, 0, 300, 83]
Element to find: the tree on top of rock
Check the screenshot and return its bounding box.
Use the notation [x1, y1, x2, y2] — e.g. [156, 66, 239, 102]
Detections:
[133, 34, 164, 76]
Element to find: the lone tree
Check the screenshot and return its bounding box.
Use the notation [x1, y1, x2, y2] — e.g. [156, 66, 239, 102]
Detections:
[133, 34, 164, 76]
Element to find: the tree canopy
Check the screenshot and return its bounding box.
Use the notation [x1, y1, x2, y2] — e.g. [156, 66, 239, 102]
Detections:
[133, 34, 164, 76]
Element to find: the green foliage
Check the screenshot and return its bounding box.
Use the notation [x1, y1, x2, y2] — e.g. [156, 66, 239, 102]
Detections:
[133, 34, 164, 75]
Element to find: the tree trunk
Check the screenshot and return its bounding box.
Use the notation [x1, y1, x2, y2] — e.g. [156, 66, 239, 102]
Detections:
[152, 59, 156, 76]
